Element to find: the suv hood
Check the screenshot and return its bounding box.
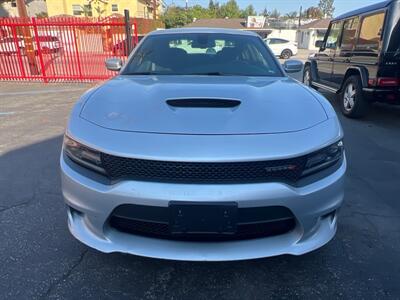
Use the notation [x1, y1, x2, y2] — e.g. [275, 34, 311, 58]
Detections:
[80, 76, 327, 135]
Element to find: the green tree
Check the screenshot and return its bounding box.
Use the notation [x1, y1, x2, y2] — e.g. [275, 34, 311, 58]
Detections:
[161, 6, 188, 28]
[318, 0, 335, 18]
[269, 8, 280, 19]
[304, 6, 323, 19]
[219, 0, 241, 18]
[284, 11, 298, 19]
[241, 4, 256, 18]
[208, 0, 220, 17]
[188, 5, 212, 20]
[261, 7, 269, 17]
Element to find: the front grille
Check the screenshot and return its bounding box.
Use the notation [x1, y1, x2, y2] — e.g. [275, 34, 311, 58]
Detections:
[101, 153, 307, 184]
[109, 204, 296, 241]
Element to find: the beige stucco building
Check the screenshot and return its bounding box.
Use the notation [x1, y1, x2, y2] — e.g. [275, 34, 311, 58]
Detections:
[46, 0, 162, 19]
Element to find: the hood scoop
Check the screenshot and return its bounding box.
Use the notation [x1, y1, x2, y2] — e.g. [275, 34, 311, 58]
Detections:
[166, 98, 241, 108]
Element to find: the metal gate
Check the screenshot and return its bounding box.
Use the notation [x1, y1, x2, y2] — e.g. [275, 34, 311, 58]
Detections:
[0, 17, 137, 82]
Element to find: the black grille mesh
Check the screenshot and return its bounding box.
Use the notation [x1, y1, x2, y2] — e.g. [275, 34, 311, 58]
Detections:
[101, 153, 307, 184]
[110, 217, 295, 241]
[108, 204, 296, 241]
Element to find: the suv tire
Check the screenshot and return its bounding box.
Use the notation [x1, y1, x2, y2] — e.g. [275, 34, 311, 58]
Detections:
[340, 75, 369, 118]
[281, 49, 292, 59]
[303, 65, 313, 87]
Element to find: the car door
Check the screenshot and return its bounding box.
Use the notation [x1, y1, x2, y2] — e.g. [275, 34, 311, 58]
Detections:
[273, 39, 286, 55]
[315, 21, 343, 85]
[266, 38, 279, 56]
[332, 17, 360, 88]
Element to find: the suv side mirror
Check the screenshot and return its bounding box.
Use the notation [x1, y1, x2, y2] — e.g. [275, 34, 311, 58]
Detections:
[105, 58, 122, 71]
[283, 59, 303, 73]
[315, 40, 324, 49]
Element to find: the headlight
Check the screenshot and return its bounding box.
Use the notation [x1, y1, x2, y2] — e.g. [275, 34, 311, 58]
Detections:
[63, 135, 106, 175]
[302, 140, 344, 177]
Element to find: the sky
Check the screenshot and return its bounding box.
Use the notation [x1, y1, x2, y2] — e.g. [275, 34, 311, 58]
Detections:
[168, 0, 382, 17]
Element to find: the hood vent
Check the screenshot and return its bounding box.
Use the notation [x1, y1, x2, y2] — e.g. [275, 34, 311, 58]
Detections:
[166, 98, 241, 108]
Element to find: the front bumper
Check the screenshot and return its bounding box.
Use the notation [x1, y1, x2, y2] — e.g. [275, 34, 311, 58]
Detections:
[61, 153, 346, 261]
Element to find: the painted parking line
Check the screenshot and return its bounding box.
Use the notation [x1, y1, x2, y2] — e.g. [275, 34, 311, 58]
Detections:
[0, 112, 15, 116]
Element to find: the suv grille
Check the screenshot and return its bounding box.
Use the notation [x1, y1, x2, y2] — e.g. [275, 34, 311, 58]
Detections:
[101, 153, 307, 184]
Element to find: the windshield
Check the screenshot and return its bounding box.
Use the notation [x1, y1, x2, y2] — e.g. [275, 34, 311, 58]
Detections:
[122, 33, 283, 77]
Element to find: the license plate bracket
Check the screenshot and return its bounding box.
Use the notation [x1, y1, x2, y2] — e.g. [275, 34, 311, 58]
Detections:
[169, 201, 238, 235]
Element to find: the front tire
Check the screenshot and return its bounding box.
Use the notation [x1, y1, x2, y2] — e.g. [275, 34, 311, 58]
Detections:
[281, 49, 292, 59]
[340, 75, 369, 118]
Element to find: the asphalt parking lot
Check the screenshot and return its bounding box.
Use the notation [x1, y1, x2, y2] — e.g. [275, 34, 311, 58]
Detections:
[1, 76, 400, 299]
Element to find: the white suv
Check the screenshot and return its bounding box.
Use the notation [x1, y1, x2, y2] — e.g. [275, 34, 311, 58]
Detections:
[264, 38, 298, 59]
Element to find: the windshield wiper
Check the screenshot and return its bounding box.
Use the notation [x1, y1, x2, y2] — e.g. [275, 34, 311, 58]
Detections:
[187, 72, 234, 76]
[124, 72, 166, 75]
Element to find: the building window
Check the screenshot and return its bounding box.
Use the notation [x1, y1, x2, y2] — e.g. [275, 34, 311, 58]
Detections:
[112, 4, 118, 12]
[11, 1, 17, 7]
[83, 4, 92, 16]
[72, 4, 83, 16]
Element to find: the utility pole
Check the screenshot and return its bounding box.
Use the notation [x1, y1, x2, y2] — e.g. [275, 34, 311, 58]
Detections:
[16, 0, 39, 75]
[298, 5, 302, 28]
[153, 0, 157, 20]
[124, 9, 133, 55]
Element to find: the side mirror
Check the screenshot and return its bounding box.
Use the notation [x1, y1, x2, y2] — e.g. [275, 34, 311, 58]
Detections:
[283, 59, 303, 73]
[105, 58, 122, 71]
[315, 40, 324, 49]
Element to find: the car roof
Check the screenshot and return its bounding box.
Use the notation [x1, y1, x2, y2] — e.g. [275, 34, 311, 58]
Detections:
[334, 0, 394, 20]
[147, 27, 259, 37]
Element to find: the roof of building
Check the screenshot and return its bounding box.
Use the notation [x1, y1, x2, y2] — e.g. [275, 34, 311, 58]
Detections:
[149, 27, 257, 36]
[299, 19, 331, 29]
[334, 0, 394, 20]
[184, 18, 246, 29]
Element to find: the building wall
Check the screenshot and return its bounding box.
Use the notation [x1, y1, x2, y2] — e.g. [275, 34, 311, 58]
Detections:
[46, 0, 161, 19]
[0, 0, 47, 17]
[267, 29, 297, 42]
[297, 29, 326, 50]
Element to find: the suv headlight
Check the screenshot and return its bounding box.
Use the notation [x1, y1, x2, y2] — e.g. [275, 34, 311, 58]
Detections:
[302, 140, 344, 177]
[63, 135, 106, 175]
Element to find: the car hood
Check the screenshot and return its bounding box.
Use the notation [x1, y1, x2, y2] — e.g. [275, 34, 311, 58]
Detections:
[80, 75, 328, 135]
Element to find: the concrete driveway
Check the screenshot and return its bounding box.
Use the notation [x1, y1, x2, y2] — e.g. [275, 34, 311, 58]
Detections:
[0, 79, 399, 299]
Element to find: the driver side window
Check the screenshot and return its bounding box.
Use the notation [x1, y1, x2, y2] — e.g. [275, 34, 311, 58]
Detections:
[325, 22, 343, 49]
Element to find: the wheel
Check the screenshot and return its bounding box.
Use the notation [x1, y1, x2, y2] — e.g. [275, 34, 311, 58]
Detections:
[281, 49, 292, 59]
[340, 75, 369, 118]
[302, 65, 318, 90]
[303, 65, 312, 86]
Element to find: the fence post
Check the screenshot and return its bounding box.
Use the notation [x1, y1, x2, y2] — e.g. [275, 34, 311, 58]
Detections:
[11, 25, 26, 78]
[72, 26, 83, 80]
[124, 9, 132, 55]
[31, 17, 47, 82]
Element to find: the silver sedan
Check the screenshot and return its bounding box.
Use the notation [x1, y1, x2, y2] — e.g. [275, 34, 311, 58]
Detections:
[61, 28, 346, 261]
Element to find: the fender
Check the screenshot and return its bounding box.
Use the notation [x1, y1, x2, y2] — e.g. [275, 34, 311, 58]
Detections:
[342, 66, 370, 90]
